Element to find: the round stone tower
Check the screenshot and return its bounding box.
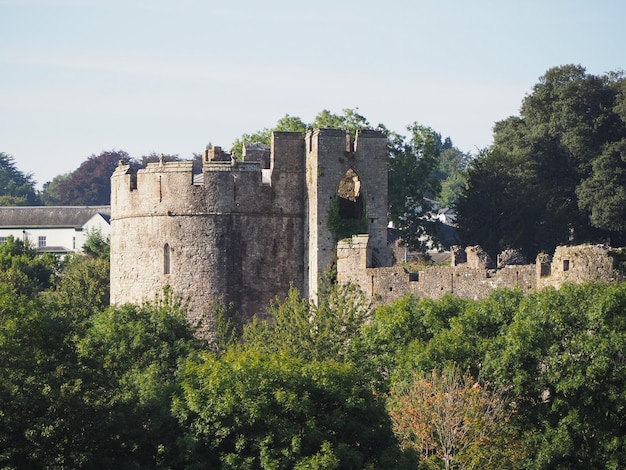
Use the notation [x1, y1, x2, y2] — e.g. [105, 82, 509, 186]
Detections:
[110, 129, 391, 335]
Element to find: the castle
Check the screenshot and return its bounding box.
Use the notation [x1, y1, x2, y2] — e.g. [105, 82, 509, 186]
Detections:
[110, 129, 392, 332]
[110, 129, 625, 334]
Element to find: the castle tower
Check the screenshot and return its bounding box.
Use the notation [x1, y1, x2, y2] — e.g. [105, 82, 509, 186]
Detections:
[304, 129, 392, 300]
[110, 132, 306, 335]
[109, 128, 391, 336]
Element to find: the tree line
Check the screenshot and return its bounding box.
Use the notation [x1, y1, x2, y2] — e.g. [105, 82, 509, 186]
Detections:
[457, 64, 626, 258]
[1, 109, 468, 253]
[1, 232, 626, 468]
[3, 64, 624, 258]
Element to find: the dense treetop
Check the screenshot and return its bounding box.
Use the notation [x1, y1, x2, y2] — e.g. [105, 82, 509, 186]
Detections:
[2, 229, 626, 467]
[0, 153, 40, 206]
[457, 64, 626, 258]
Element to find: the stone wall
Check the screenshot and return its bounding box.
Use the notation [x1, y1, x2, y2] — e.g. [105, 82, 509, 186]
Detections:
[111, 126, 626, 339]
[110, 129, 392, 336]
[337, 236, 623, 305]
[305, 129, 391, 299]
[110, 133, 307, 335]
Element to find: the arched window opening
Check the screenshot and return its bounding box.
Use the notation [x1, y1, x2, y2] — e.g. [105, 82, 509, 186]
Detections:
[337, 168, 364, 219]
[164, 243, 171, 275]
[327, 168, 368, 241]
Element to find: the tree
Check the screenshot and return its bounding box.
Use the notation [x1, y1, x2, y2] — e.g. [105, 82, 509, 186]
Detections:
[74, 297, 203, 467]
[387, 123, 443, 251]
[310, 108, 371, 136]
[56, 150, 138, 205]
[173, 348, 407, 469]
[243, 281, 371, 363]
[483, 282, 626, 468]
[50, 256, 109, 320]
[0, 152, 40, 205]
[0, 283, 87, 468]
[39, 172, 71, 205]
[457, 65, 626, 258]
[577, 138, 626, 237]
[456, 147, 544, 258]
[80, 228, 110, 260]
[387, 367, 523, 469]
[230, 114, 307, 159]
[436, 145, 472, 208]
[0, 235, 57, 295]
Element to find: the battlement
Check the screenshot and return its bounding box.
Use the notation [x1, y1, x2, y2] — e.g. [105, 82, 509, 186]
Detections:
[338, 237, 624, 304]
[110, 128, 393, 336]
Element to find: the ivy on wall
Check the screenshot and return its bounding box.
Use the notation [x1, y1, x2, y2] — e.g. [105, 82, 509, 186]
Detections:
[327, 196, 368, 241]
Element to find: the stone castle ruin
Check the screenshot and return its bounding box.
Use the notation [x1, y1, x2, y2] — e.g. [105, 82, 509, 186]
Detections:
[110, 129, 391, 332]
[110, 129, 625, 333]
[338, 240, 625, 305]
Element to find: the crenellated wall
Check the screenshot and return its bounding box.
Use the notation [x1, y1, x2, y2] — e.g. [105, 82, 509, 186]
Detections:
[111, 127, 625, 338]
[110, 133, 307, 334]
[110, 129, 391, 336]
[338, 236, 624, 304]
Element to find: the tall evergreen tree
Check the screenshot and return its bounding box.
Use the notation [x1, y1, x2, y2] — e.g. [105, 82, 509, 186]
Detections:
[0, 152, 40, 205]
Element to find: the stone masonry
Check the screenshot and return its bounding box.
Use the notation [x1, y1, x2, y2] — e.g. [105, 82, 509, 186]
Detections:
[110, 127, 624, 337]
[110, 129, 391, 334]
[337, 238, 624, 305]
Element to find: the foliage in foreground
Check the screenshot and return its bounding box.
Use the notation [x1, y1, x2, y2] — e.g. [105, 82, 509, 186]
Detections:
[387, 367, 524, 469]
[1, 234, 626, 468]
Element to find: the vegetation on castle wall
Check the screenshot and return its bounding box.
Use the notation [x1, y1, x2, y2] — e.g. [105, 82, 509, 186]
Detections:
[326, 196, 368, 241]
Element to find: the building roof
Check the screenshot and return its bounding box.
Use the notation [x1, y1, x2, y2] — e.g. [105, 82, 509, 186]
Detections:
[0, 206, 111, 229]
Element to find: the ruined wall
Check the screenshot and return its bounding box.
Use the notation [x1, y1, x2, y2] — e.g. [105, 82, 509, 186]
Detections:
[110, 133, 305, 334]
[111, 130, 392, 335]
[305, 129, 391, 299]
[338, 236, 623, 305]
[536, 244, 619, 290]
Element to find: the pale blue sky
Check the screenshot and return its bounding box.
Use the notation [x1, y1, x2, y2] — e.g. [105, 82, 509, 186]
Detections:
[1, 0, 623, 188]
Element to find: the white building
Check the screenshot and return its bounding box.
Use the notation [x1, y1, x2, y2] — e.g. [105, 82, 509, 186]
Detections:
[0, 206, 110, 254]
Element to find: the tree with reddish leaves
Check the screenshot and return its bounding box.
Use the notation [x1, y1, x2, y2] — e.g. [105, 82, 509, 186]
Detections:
[56, 150, 138, 206]
[387, 367, 524, 469]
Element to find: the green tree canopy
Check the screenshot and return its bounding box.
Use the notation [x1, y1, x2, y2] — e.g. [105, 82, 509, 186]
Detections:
[457, 65, 626, 258]
[173, 348, 406, 469]
[39, 172, 71, 205]
[230, 114, 308, 159]
[0, 152, 40, 206]
[0, 235, 57, 295]
[387, 123, 443, 251]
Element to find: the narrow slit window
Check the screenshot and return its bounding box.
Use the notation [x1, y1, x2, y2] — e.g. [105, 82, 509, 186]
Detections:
[563, 259, 570, 272]
[164, 243, 171, 274]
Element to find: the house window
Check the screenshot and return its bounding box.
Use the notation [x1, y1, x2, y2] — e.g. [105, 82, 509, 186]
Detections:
[0, 237, 6, 244]
[164, 243, 171, 274]
[38, 236, 46, 248]
[563, 259, 570, 272]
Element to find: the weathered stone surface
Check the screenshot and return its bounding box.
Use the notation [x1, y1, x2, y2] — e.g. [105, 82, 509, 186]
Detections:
[110, 130, 391, 337]
[337, 239, 625, 305]
[111, 128, 625, 340]
[497, 249, 527, 268]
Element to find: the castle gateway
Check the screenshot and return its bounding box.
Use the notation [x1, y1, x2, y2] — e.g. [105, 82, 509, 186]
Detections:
[110, 129, 392, 333]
